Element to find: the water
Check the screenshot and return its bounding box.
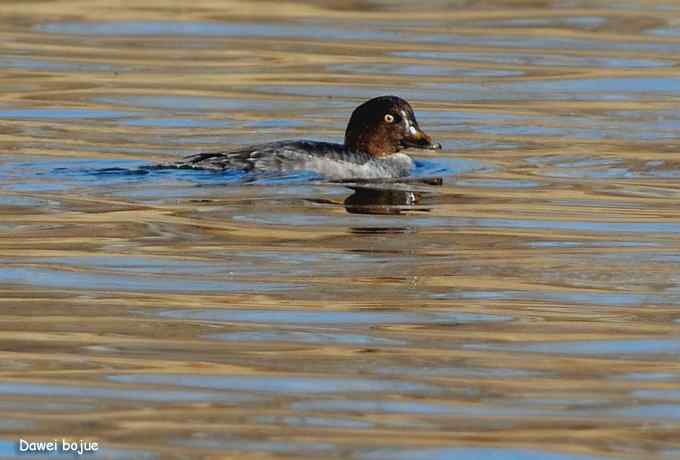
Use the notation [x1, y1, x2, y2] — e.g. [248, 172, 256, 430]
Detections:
[1, 1, 680, 459]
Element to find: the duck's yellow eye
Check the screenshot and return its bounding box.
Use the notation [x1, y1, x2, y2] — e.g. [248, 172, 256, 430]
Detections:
[384, 114, 395, 123]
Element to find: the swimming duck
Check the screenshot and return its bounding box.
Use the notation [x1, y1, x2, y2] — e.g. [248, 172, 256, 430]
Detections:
[174, 95, 441, 180]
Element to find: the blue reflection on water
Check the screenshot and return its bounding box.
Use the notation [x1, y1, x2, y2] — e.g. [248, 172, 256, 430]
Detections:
[0, 157, 247, 193]
[110, 374, 437, 395]
[465, 338, 680, 355]
[395, 51, 671, 69]
[0, 439, 158, 460]
[360, 447, 614, 460]
[208, 330, 406, 346]
[0, 108, 133, 119]
[430, 77, 680, 96]
[94, 94, 330, 112]
[158, 308, 510, 325]
[0, 382, 255, 402]
[0, 57, 123, 72]
[175, 437, 335, 454]
[125, 118, 231, 128]
[413, 157, 485, 177]
[291, 399, 551, 416]
[36, 21, 401, 41]
[0, 267, 300, 293]
[447, 289, 671, 306]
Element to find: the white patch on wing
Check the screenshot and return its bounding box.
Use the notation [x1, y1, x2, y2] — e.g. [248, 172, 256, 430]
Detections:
[409, 126, 417, 135]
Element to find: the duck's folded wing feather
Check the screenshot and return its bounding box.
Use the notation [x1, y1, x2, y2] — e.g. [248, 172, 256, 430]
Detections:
[174, 141, 361, 172]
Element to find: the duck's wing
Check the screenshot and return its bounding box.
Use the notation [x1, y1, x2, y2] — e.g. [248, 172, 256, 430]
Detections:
[174, 145, 271, 171]
[173, 140, 361, 172]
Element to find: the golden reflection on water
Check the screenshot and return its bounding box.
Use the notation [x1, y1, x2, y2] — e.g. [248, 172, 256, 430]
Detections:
[1, 1, 680, 459]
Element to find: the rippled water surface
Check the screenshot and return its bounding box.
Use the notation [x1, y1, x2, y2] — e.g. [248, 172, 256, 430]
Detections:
[1, 1, 680, 459]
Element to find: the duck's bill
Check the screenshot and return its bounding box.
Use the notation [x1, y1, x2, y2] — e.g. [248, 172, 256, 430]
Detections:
[401, 130, 442, 150]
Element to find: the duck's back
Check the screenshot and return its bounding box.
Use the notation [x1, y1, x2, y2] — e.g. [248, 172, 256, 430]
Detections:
[174, 140, 413, 180]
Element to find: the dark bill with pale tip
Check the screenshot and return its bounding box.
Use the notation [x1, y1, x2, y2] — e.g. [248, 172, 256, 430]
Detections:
[400, 127, 441, 150]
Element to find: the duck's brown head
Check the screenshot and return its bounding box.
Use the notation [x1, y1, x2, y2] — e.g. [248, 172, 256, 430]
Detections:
[344, 95, 441, 157]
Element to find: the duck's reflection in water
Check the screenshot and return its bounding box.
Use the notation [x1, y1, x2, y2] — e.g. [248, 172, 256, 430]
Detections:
[343, 186, 431, 215]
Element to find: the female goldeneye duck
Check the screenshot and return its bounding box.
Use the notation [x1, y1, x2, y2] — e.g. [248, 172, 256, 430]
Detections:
[175, 95, 441, 180]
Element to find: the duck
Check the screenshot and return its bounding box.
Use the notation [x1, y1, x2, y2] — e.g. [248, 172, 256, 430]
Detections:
[173, 95, 441, 180]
